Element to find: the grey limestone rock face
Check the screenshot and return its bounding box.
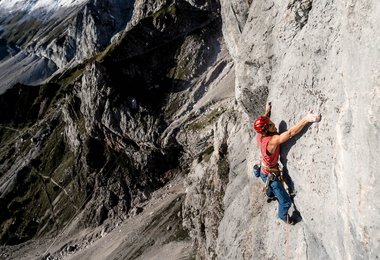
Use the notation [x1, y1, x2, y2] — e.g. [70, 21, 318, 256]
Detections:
[202, 0, 380, 259]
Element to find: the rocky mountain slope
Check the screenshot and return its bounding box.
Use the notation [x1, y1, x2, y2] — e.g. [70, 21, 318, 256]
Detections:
[0, 0, 231, 258]
[0, 0, 379, 259]
[0, 0, 134, 93]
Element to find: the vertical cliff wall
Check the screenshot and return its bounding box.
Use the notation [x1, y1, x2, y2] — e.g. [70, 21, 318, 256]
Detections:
[212, 0, 380, 259]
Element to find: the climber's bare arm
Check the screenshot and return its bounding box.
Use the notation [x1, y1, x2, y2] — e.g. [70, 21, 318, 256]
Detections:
[267, 113, 320, 153]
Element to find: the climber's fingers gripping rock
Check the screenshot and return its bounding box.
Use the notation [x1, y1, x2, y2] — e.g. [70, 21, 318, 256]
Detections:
[305, 112, 321, 123]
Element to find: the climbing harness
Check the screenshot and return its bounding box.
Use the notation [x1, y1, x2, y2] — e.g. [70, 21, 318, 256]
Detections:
[261, 162, 285, 193]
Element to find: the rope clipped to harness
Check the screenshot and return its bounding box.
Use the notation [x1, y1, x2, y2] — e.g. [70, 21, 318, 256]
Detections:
[260, 163, 281, 173]
[261, 163, 286, 192]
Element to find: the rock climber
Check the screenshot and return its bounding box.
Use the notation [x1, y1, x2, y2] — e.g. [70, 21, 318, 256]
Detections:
[253, 102, 321, 224]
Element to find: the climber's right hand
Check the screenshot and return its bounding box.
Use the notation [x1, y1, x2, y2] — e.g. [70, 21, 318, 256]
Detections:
[264, 101, 272, 117]
[305, 112, 321, 123]
[265, 101, 271, 113]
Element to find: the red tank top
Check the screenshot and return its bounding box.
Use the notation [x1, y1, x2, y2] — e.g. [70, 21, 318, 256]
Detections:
[256, 134, 280, 174]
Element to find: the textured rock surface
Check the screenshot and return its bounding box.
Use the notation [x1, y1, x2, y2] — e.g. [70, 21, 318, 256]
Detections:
[203, 0, 380, 259]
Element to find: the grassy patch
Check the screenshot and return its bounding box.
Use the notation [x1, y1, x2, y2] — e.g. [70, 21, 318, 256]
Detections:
[15, 18, 43, 45]
[167, 222, 190, 242]
[42, 23, 65, 46]
[153, 4, 177, 19]
[95, 44, 115, 63]
[1, 121, 83, 241]
[165, 94, 182, 118]
[53, 190, 79, 229]
[167, 37, 198, 81]
[186, 109, 225, 131]
[0, 126, 32, 174]
[57, 67, 85, 88]
[0, 219, 13, 240]
[198, 145, 214, 163]
[217, 158, 230, 184]
[170, 57, 191, 81]
[39, 123, 66, 176]
[0, 128, 18, 153]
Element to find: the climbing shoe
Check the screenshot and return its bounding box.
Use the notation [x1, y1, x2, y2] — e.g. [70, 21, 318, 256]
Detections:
[286, 215, 295, 225]
[266, 196, 277, 203]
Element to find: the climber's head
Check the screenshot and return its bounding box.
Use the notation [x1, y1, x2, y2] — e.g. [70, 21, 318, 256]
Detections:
[253, 116, 276, 135]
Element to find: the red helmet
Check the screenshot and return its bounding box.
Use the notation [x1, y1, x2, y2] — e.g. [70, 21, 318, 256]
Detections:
[253, 116, 270, 134]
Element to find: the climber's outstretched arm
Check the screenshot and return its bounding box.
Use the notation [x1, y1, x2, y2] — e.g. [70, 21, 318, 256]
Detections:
[269, 112, 320, 147]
